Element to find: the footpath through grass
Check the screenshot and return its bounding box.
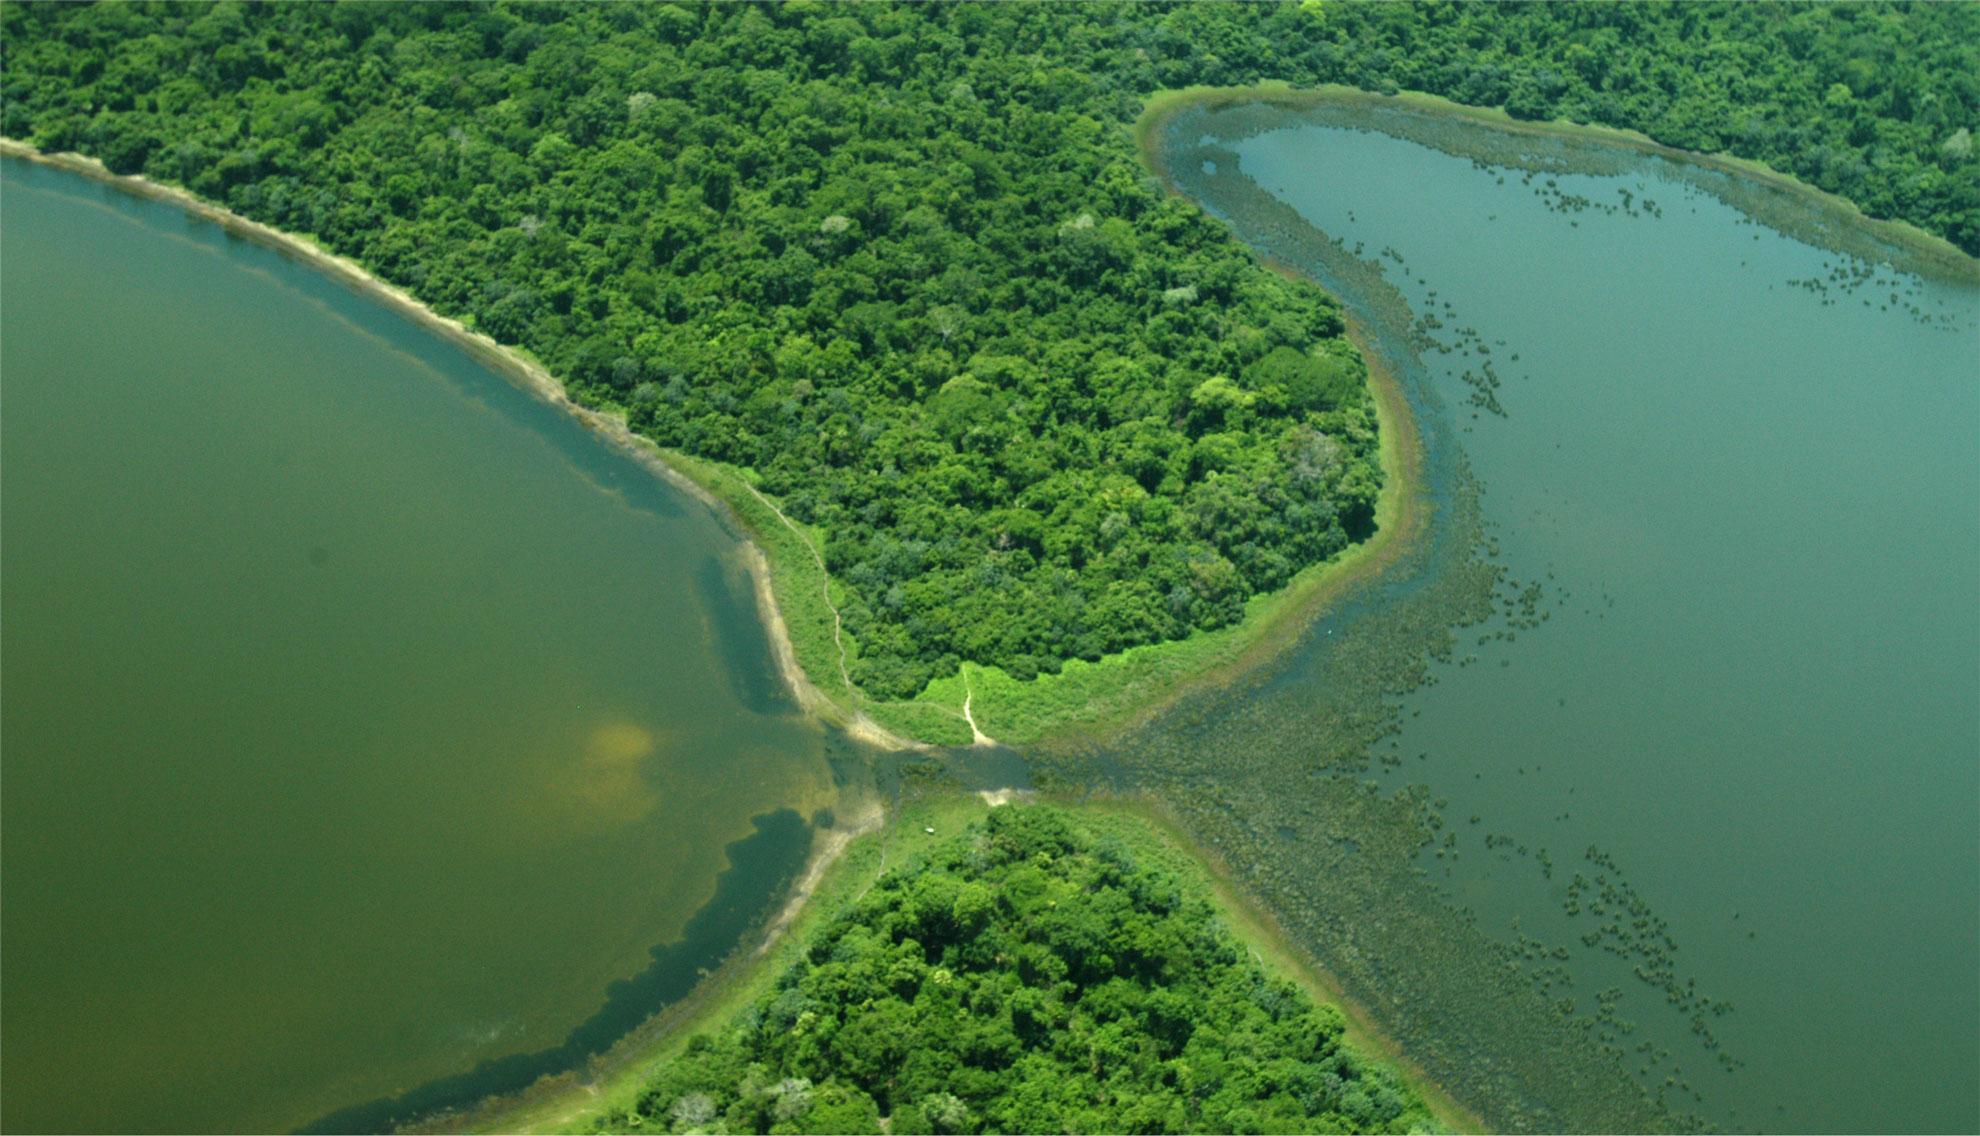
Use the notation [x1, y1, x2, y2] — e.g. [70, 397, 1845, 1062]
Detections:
[643, 86, 1430, 752]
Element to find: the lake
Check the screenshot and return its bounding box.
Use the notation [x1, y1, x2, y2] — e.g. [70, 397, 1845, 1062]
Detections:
[9, 97, 1976, 1134]
[1132, 97, 1978, 1132]
[0, 159, 850, 1133]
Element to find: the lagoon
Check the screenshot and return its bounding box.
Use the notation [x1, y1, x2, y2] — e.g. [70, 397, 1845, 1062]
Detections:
[8, 93, 1976, 1135]
[1144, 96, 1979, 1132]
[0, 159, 842, 1133]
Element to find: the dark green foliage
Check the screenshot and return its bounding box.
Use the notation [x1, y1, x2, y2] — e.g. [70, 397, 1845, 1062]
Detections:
[2, 2, 1968, 697]
[594, 807, 1428, 1135]
[1244, 346, 1363, 415]
[1302, 1, 1980, 254]
[0, 0, 1380, 698]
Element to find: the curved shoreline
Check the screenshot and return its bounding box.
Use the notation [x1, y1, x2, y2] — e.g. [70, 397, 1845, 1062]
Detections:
[0, 135, 1435, 756]
[904, 79, 1972, 746]
[1096, 793, 1488, 1136]
[920, 90, 1438, 750]
[459, 796, 1487, 1136]
[11, 78, 1970, 756]
[1122, 80, 1980, 1132]
[0, 138, 920, 755]
[1137, 83, 1980, 285]
[938, 304, 1427, 750]
[916, 109, 1433, 748]
[1, 135, 1444, 1131]
[19, 83, 1938, 1129]
[410, 796, 890, 1136]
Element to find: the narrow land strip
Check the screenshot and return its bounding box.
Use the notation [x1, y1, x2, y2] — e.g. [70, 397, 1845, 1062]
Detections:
[0, 119, 1456, 1133]
[458, 796, 1486, 1136]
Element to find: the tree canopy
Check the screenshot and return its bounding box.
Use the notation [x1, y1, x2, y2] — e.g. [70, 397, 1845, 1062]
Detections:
[595, 806, 1432, 1135]
[3, 1, 1968, 697]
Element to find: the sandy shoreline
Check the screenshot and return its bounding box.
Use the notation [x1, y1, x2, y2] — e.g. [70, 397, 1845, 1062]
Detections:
[0, 137, 927, 753]
[755, 798, 886, 957]
[0, 138, 954, 1123]
[423, 793, 894, 1136]
[735, 488, 941, 751]
[20, 80, 1964, 1133]
[0, 131, 1432, 757]
[3, 131, 1462, 1131]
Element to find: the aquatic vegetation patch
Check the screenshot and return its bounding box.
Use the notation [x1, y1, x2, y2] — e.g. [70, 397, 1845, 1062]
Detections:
[1030, 487, 1689, 1133]
[1151, 89, 1976, 284]
[1041, 90, 1867, 1132]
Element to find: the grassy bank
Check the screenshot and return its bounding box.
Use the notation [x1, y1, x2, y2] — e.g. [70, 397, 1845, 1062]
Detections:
[432, 796, 978, 1135]
[669, 343, 1424, 752]
[903, 319, 1422, 748]
[0, 135, 1461, 1131]
[590, 85, 1468, 754]
[1062, 797, 1487, 1136]
[0, 138, 961, 751]
[843, 88, 1440, 749]
[0, 116, 1433, 756]
[438, 81, 1973, 752]
[649, 448, 989, 749]
[458, 794, 1482, 1136]
[936, 70, 1980, 745]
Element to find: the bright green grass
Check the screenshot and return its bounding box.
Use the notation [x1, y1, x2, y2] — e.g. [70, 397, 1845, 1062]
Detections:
[668, 342, 1414, 750]
[687, 78, 1970, 751]
[634, 88, 1424, 752]
[875, 313, 1419, 749]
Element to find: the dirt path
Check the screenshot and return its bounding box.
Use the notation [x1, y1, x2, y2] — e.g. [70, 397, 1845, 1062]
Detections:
[741, 482, 858, 697]
[960, 668, 996, 747]
[741, 481, 1002, 751]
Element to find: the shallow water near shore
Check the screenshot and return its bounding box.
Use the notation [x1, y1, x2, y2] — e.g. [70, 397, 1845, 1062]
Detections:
[8, 94, 1975, 1134]
[0, 159, 844, 1133]
[1126, 98, 1979, 1133]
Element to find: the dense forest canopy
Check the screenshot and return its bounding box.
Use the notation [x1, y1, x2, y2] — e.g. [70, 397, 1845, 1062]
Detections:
[3, 2, 1971, 698]
[592, 806, 1432, 1135]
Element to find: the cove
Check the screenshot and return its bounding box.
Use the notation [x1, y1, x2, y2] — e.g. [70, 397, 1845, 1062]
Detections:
[0, 159, 841, 1133]
[1124, 93, 1978, 1133]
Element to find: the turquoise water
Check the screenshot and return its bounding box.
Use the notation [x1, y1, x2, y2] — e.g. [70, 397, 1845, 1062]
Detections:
[0, 160, 841, 1133]
[1156, 104, 1977, 1132]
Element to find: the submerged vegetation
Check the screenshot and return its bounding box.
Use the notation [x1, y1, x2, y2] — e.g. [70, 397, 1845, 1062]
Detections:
[4, 1, 1971, 713]
[589, 805, 1435, 1136]
[1284, 1, 1979, 255]
[4, 3, 1971, 1133]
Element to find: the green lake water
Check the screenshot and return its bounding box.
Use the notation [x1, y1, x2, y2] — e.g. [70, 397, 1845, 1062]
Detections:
[1141, 102, 1978, 1132]
[9, 105, 1975, 1135]
[0, 160, 848, 1133]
